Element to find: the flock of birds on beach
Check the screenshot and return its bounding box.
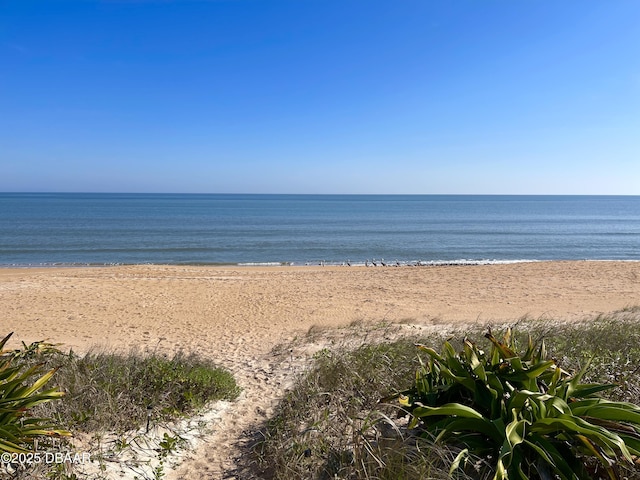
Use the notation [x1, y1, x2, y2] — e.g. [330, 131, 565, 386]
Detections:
[364, 258, 392, 267]
[306, 259, 479, 267]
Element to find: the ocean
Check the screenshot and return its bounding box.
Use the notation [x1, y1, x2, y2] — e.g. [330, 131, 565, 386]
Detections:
[0, 193, 639, 267]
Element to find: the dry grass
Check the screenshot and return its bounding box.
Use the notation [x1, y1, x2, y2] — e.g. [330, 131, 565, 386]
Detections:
[31, 348, 241, 434]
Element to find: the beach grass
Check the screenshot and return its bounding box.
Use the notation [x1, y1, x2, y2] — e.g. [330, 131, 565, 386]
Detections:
[253, 308, 640, 479]
[2, 343, 240, 479]
[29, 347, 241, 434]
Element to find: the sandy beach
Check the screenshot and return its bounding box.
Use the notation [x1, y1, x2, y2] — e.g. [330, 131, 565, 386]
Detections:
[2, 260, 640, 478]
[2, 261, 640, 353]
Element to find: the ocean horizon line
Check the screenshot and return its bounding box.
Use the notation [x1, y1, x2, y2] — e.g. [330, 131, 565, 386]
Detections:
[2, 192, 639, 198]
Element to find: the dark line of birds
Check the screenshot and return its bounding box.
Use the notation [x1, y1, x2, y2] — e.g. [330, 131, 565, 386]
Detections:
[310, 259, 459, 267]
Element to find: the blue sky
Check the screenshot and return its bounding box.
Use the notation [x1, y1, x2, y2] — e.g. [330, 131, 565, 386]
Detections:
[1, 1, 639, 194]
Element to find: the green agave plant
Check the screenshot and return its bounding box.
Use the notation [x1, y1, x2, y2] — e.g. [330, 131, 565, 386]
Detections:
[390, 329, 640, 480]
[0, 332, 71, 453]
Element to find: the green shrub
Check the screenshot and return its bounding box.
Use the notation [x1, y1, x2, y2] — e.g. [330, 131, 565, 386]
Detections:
[393, 329, 640, 479]
[0, 333, 70, 453]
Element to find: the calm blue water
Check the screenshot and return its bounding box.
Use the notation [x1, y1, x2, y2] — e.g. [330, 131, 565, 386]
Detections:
[1, 193, 639, 266]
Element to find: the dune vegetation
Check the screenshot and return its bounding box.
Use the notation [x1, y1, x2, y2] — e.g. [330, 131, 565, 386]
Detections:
[0, 336, 240, 479]
[253, 308, 640, 480]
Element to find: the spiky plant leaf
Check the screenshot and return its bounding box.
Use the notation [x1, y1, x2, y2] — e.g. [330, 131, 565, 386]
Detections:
[0, 333, 70, 453]
[392, 330, 640, 479]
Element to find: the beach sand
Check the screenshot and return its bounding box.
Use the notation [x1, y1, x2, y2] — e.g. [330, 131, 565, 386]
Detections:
[2, 260, 640, 478]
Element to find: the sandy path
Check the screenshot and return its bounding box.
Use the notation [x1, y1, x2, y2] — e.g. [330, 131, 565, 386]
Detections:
[2, 261, 640, 478]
